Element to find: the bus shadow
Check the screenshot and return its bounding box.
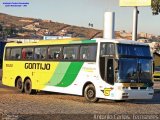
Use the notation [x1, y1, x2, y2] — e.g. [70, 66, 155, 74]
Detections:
[37, 90, 160, 104]
[1, 81, 160, 105]
[37, 91, 87, 102]
[37, 91, 64, 95]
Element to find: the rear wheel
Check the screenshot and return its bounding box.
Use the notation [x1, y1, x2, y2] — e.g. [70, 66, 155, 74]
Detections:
[16, 77, 24, 93]
[84, 84, 99, 102]
[24, 79, 37, 94]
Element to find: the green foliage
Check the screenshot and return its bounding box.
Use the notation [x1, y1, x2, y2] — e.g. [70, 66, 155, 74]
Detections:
[151, 0, 160, 15]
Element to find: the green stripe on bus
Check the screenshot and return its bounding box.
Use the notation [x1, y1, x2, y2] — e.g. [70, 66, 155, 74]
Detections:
[81, 40, 96, 43]
[56, 62, 84, 87]
[70, 40, 96, 44]
[48, 62, 71, 86]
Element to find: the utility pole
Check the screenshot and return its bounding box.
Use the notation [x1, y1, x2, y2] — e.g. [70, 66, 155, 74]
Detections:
[132, 6, 139, 41]
[103, 12, 115, 39]
[119, 0, 151, 41]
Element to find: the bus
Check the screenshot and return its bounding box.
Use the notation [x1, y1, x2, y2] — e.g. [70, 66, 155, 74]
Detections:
[2, 38, 154, 102]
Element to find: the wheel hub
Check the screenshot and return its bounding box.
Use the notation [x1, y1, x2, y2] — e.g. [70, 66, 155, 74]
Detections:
[88, 89, 94, 98]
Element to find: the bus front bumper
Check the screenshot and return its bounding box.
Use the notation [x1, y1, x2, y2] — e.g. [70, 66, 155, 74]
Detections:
[111, 89, 154, 100]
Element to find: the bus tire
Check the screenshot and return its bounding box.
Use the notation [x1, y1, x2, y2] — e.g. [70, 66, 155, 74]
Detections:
[84, 84, 99, 103]
[24, 79, 37, 94]
[16, 77, 24, 93]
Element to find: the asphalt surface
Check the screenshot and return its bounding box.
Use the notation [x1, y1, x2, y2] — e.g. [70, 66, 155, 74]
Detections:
[0, 80, 160, 120]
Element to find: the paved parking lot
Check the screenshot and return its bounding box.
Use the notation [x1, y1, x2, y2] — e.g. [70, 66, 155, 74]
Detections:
[0, 80, 160, 120]
[0, 69, 160, 120]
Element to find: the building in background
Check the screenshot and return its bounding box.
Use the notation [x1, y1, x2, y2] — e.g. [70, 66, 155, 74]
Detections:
[153, 52, 160, 67]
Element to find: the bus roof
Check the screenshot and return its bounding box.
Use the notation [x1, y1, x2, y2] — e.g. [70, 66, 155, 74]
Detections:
[5, 38, 149, 47]
[93, 38, 149, 46]
[5, 38, 92, 47]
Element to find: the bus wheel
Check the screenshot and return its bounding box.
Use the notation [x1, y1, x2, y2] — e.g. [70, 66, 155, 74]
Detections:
[16, 77, 24, 93]
[24, 79, 37, 94]
[84, 84, 99, 102]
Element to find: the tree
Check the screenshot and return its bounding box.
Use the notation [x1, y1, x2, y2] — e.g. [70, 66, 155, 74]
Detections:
[151, 0, 160, 15]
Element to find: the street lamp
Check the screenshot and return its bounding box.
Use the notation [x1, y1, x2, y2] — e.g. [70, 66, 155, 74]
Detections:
[88, 23, 93, 28]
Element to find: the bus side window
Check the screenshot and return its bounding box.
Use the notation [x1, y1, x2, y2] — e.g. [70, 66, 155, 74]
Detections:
[35, 47, 47, 60]
[10, 48, 21, 60]
[22, 48, 26, 59]
[80, 45, 97, 61]
[48, 46, 62, 60]
[5, 48, 11, 60]
[24, 47, 34, 60]
[100, 43, 115, 56]
[63, 46, 79, 60]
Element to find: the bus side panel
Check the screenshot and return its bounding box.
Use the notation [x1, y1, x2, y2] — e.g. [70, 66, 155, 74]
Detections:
[43, 62, 84, 90]
[2, 61, 20, 87]
[43, 62, 103, 96]
[31, 61, 60, 90]
[7, 61, 84, 90]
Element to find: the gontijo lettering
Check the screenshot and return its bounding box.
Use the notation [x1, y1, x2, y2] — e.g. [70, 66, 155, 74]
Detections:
[25, 63, 50, 70]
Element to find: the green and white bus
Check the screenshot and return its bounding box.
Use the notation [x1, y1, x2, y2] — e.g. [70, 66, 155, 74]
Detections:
[2, 38, 154, 102]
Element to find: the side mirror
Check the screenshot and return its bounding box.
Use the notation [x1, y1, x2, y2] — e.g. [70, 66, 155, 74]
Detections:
[114, 59, 119, 70]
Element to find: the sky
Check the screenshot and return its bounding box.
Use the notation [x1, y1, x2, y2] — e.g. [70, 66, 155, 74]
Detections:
[0, 0, 160, 36]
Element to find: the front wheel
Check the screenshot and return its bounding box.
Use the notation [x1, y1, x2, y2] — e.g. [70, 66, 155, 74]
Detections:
[24, 79, 37, 94]
[84, 84, 99, 102]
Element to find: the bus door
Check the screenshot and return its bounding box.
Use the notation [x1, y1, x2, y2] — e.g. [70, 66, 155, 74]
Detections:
[100, 43, 115, 85]
[100, 57, 115, 85]
[105, 58, 114, 85]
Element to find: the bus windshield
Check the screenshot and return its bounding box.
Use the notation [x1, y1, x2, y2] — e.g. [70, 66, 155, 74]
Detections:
[117, 44, 153, 85]
[118, 58, 152, 83]
[117, 44, 151, 57]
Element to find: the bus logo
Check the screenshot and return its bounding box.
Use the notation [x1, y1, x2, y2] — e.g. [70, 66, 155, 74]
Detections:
[104, 88, 112, 96]
[25, 63, 50, 70]
[6, 64, 13, 67]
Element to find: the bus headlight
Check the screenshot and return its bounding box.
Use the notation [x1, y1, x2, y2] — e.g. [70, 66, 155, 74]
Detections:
[122, 93, 129, 96]
[116, 86, 122, 90]
[122, 93, 129, 98]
